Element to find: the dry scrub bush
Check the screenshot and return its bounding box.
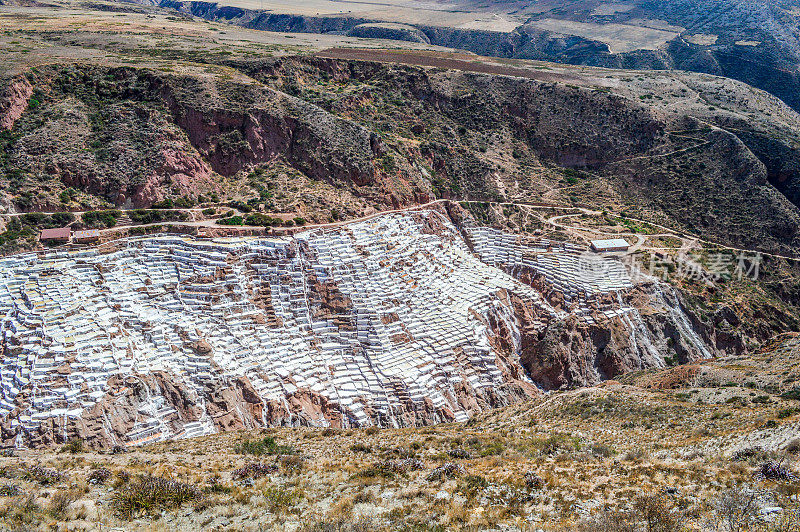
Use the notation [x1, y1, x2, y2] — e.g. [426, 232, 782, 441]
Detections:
[634, 492, 684, 532]
[575, 509, 637, 532]
[21, 465, 64, 485]
[263, 485, 304, 515]
[710, 485, 760, 532]
[0, 493, 40, 527]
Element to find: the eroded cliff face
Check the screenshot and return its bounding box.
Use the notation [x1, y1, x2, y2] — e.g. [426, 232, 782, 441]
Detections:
[257, 56, 800, 255]
[1, 68, 220, 209]
[159, 76, 380, 186]
[479, 269, 730, 391]
[0, 77, 33, 131]
[0, 64, 435, 212]
[4, 59, 800, 252]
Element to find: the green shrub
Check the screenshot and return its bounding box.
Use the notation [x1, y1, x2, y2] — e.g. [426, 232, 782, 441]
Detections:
[150, 198, 174, 209]
[60, 439, 83, 454]
[234, 436, 294, 456]
[59, 188, 78, 204]
[18, 212, 74, 229]
[128, 209, 187, 224]
[173, 196, 195, 208]
[227, 200, 252, 213]
[81, 210, 120, 228]
[217, 216, 244, 226]
[244, 213, 282, 227]
[21, 212, 49, 227]
[50, 212, 75, 227]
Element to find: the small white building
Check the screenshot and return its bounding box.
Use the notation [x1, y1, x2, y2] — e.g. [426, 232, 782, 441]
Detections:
[590, 238, 630, 253]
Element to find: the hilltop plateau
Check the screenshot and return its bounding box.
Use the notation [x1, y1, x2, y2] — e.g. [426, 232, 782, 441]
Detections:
[126, 0, 800, 116]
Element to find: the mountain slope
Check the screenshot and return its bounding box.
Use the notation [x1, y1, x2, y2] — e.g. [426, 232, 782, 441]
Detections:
[4, 54, 800, 255]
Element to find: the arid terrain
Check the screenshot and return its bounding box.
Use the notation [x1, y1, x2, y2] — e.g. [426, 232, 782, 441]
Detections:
[1, 0, 800, 530]
[1, 335, 800, 530]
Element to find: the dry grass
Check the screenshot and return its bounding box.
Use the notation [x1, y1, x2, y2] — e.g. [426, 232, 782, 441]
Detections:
[1, 364, 797, 530]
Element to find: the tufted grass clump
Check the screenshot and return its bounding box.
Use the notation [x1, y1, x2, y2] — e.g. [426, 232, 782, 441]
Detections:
[111, 475, 202, 519]
[263, 485, 304, 515]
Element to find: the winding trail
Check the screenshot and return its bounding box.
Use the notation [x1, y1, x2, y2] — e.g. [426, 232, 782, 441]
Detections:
[5, 198, 799, 262]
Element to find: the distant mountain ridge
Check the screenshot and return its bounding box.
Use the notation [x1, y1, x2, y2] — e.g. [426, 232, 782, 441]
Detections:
[140, 0, 800, 114]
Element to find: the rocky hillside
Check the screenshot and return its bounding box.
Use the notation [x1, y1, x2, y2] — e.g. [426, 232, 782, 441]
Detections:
[1, 334, 799, 530]
[4, 54, 800, 256]
[256, 53, 800, 257]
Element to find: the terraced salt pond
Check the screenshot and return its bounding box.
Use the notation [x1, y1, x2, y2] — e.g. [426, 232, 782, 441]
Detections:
[0, 209, 640, 445]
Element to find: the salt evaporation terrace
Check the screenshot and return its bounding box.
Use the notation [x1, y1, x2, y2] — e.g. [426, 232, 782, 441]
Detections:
[0, 210, 635, 444]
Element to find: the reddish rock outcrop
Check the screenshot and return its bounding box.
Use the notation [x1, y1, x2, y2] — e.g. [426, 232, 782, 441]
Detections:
[482, 276, 728, 391]
[159, 77, 380, 187]
[127, 147, 214, 207]
[0, 77, 33, 131]
[205, 376, 264, 431]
